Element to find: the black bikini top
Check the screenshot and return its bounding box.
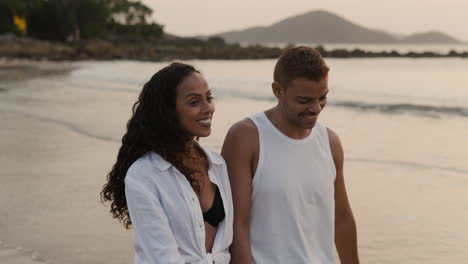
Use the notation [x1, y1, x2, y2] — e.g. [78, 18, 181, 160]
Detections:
[203, 185, 226, 227]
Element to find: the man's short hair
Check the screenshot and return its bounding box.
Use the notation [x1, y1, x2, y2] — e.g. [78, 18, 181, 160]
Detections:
[273, 46, 329, 87]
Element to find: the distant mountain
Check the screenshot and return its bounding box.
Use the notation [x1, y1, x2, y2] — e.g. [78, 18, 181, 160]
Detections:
[399, 31, 461, 44]
[213, 10, 461, 44]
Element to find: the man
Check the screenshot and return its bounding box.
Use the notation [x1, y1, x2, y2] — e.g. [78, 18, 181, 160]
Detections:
[221, 46, 359, 264]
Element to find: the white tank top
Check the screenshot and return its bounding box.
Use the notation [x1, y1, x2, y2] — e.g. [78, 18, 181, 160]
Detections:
[248, 112, 336, 264]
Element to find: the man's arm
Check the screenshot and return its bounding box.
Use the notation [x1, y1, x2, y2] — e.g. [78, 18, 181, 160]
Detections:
[221, 119, 258, 264]
[328, 128, 360, 264]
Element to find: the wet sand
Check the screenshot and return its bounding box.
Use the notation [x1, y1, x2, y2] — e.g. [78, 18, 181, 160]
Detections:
[0, 111, 133, 264]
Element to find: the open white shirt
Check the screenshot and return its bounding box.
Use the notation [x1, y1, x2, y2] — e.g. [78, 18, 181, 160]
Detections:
[125, 145, 233, 264]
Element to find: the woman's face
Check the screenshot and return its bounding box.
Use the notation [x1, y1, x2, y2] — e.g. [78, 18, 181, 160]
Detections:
[175, 72, 215, 139]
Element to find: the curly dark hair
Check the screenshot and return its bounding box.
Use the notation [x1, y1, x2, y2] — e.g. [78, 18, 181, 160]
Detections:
[101, 62, 203, 229]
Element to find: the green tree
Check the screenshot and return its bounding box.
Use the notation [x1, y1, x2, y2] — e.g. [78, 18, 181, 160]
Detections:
[0, 0, 42, 34]
[27, 0, 75, 40]
[0, 3, 15, 33]
[75, 0, 109, 39]
[105, 0, 163, 39]
[0, 0, 42, 16]
[105, 0, 152, 25]
[1, 0, 163, 41]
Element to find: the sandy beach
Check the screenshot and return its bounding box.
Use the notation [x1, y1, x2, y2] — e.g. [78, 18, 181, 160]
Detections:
[1, 60, 468, 264]
[0, 110, 132, 263]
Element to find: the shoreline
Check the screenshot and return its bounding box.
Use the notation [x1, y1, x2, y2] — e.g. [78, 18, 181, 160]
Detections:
[1, 36, 468, 62]
[0, 60, 75, 83]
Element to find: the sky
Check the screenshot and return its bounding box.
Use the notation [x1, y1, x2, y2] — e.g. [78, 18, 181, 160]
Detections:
[141, 0, 468, 41]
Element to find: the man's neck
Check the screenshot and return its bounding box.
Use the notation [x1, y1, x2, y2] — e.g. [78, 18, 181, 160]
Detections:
[265, 107, 312, 140]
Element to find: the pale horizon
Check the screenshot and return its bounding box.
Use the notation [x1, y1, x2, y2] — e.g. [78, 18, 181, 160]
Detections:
[142, 0, 468, 41]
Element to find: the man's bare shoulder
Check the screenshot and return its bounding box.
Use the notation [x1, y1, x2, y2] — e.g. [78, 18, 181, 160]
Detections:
[326, 127, 340, 146]
[227, 118, 258, 138]
[222, 118, 258, 156]
[326, 127, 344, 167]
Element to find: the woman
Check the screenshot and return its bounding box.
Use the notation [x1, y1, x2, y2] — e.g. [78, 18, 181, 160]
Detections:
[101, 63, 233, 264]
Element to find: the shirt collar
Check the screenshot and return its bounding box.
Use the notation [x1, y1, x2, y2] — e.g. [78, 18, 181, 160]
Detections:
[150, 144, 223, 172]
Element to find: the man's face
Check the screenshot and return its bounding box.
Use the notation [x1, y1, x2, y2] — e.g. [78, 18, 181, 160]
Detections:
[274, 76, 328, 130]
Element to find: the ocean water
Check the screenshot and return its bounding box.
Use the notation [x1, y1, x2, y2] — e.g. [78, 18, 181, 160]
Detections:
[262, 43, 468, 53]
[1, 58, 467, 263]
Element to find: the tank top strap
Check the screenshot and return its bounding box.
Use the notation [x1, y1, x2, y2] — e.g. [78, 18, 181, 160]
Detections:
[248, 112, 267, 132]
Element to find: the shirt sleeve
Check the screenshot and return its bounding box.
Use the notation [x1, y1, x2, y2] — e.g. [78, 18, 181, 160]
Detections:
[125, 176, 186, 264]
